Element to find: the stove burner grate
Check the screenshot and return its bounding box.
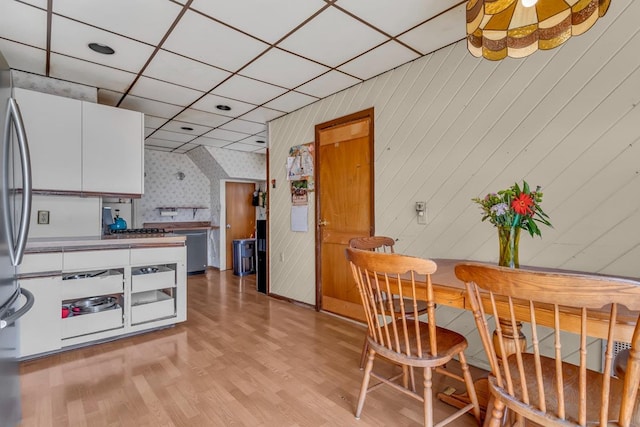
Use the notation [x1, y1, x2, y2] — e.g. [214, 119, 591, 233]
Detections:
[109, 228, 166, 235]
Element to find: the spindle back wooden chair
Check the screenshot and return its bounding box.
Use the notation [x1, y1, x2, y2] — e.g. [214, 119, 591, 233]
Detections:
[455, 262, 640, 427]
[345, 248, 481, 427]
[349, 236, 429, 368]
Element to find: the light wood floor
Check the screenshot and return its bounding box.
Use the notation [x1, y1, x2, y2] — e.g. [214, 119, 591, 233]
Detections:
[19, 270, 483, 427]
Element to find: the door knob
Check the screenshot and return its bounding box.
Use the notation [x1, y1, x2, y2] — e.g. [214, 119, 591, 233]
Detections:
[226, 224, 231, 229]
[319, 219, 329, 226]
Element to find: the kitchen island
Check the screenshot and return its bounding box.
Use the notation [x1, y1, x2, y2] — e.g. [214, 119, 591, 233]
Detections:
[18, 234, 187, 359]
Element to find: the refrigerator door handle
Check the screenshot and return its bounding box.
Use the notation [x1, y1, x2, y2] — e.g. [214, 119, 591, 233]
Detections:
[0, 288, 34, 329]
[4, 98, 32, 266]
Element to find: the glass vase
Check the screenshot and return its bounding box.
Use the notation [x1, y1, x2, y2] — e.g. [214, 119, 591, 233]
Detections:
[498, 226, 520, 268]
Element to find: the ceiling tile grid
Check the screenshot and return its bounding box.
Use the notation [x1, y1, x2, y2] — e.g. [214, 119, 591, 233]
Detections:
[0, 0, 467, 154]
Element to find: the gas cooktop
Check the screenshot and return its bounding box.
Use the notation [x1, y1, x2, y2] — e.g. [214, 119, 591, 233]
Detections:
[103, 228, 167, 238]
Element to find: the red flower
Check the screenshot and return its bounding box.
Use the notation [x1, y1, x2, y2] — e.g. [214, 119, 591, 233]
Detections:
[512, 193, 534, 216]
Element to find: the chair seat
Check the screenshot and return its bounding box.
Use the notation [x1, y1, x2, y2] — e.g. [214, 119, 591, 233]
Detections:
[489, 353, 628, 425]
[391, 297, 428, 316]
[368, 321, 467, 368]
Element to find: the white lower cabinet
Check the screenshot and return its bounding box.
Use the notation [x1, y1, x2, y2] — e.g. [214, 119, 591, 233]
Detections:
[18, 277, 62, 357]
[19, 244, 186, 359]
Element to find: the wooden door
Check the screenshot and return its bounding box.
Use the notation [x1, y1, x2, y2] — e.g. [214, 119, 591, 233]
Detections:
[316, 109, 374, 321]
[225, 182, 256, 270]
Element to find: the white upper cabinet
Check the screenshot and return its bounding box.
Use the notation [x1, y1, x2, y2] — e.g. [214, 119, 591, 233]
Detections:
[12, 88, 144, 195]
[13, 88, 83, 191]
[82, 102, 144, 195]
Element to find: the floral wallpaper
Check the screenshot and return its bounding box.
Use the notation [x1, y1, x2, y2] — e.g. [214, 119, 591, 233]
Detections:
[205, 146, 266, 180]
[139, 150, 211, 223]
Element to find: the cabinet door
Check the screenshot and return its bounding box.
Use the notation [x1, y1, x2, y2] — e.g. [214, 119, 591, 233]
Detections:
[82, 102, 144, 194]
[13, 88, 82, 191]
[18, 277, 62, 357]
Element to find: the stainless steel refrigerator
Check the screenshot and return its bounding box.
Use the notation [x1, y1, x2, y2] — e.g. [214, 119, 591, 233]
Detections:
[0, 50, 35, 427]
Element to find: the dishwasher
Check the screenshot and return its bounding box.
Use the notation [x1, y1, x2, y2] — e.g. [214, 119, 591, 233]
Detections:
[172, 230, 207, 274]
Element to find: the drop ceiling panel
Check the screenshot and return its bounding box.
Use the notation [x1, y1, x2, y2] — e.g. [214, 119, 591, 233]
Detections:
[264, 91, 317, 113]
[20, 0, 46, 8]
[144, 128, 155, 138]
[144, 50, 232, 92]
[129, 76, 204, 106]
[338, 40, 419, 80]
[253, 147, 267, 154]
[150, 129, 195, 143]
[204, 128, 250, 142]
[191, 136, 231, 148]
[335, 0, 461, 36]
[160, 120, 212, 136]
[143, 115, 169, 130]
[163, 10, 268, 72]
[173, 108, 230, 127]
[0, 40, 45, 74]
[52, 0, 182, 45]
[278, 7, 388, 67]
[397, 5, 466, 55]
[238, 136, 268, 147]
[223, 142, 261, 152]
[191, 0, 326, 44]
[212, 75, 288, 105]
[50, 54, 136, 92]
[296, 70, 361, 98]
[191, 94, 256, 117]
[50, 15, 155, 73]
[0, 2, 47, 48]
[119, 95, 184, 119]
[240, 107, 286, 123]
[220, 119, 265, 135]
[240, 48, 330, 88]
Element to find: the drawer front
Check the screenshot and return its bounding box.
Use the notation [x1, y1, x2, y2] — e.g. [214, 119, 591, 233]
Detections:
[131, 267, 175, 293]
[130, 246, 185, 265]
[61, 308, 123, 339]
[64, 249, 129, 271]
[131, 291, 175, 325]
[61, 271, 123, 300]
[19, 253, 63, 274]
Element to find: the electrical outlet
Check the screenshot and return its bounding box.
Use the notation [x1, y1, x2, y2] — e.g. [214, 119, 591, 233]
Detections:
[280, 252, 285, 262]
[37, 210, 49, 224]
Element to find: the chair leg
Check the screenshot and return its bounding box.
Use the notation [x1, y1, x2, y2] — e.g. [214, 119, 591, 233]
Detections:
[459, 351, 482, 424]
[355, 349, 375, 420]
[359, 335, 369, 369]
[424, 367, 434, 427]
[484, 398, 505, 427]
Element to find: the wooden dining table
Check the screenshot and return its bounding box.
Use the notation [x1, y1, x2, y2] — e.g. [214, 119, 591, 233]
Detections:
[412, 258, 640, 416]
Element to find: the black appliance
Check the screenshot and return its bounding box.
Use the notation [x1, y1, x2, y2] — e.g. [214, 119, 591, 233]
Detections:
[256, 220, 267, 293]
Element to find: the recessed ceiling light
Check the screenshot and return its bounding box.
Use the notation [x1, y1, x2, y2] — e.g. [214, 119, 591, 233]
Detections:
[88, 43, 115, 55]
[216, 105, 231, 111]
[180, 126, 194, 131]
[256, 140, 265, 144]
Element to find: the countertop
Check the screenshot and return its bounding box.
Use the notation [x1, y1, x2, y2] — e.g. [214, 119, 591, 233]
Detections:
[26, 234, 186, 253]
[143, 221, 219, 231]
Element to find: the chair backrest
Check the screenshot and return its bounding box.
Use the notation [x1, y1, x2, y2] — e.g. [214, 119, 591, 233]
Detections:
[345, 247, 438, 358]
[455, 262, 640, 427]
[348, 236, 395, 253]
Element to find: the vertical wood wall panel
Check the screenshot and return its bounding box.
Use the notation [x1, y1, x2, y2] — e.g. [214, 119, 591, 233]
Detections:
[269, 0, 639, 359]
